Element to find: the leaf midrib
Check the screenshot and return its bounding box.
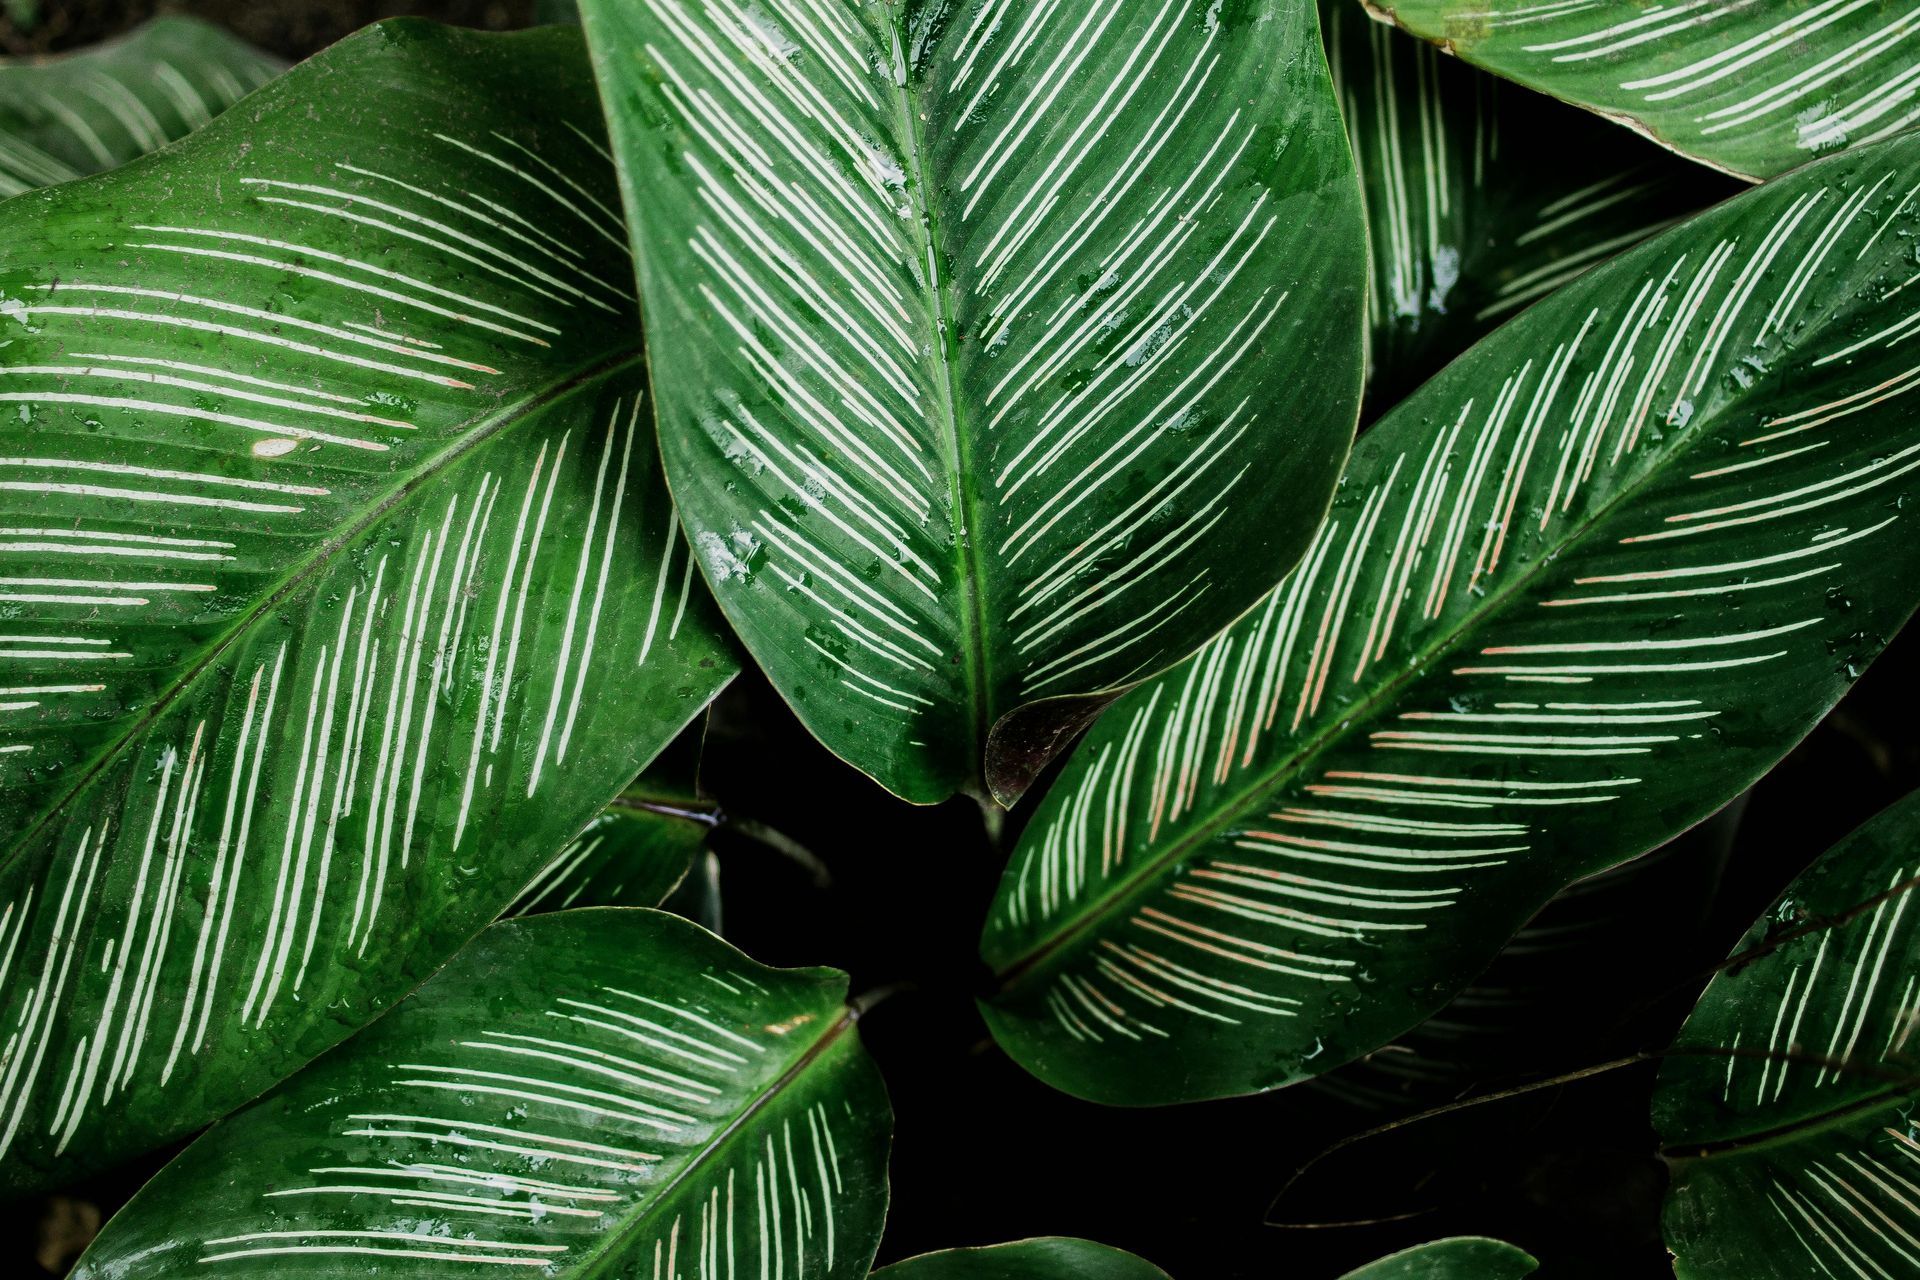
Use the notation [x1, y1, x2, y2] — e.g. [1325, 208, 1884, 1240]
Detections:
[1663, 1087, 1912, 1165]
[887, 14, 995, 784]
[988, 234, 1862, 988]
[0, 341, 646, 872]
[572, 1003, 859, 1280]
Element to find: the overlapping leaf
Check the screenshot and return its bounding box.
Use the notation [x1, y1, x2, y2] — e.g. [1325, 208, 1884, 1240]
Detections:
[504, 800, 713, 918]
[1341, 1237, 1537, 1279]
[981, 130, 1920, 1105]
[874, 1238, 1170, 1280]
[71, 908, 891, 1279]
[0, 16, 280, 197]
[580, 0, 1367, 804]
[1368, 0, 1920, 181]
[1323, 0, 1735, 409]
[506, 722, 717, 917]
[1327, 807, 1734, 1109]
[1658, 789, 1920, 1279]
[0, 20, 736, 1190]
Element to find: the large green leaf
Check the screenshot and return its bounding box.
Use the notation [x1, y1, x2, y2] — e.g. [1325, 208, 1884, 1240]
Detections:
[0, 16, 280, 198]
[1322, 0, 1735, 409]
[579, 0, 1367, 805]
[980, 129, 1920, 1105]
[0, 20, 736, 1190]
[1367, 0, 1920, 181]
[1326, 807, 1735, 1109]
[1657, 789, 1920, 1278]
[874, 1238, 1169, 1280]
[70, 908, 891, 1279]
[1340, 1237, 1537, 1279]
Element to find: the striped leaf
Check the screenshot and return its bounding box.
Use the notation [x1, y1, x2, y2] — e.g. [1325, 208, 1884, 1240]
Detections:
[1326, 808, 1734, 1109]
[874, 1238, 1170, 1280]
[69, 908, 891, 1280]
[504, 800, 713, 918]
[1368, 0, 1920, 181]
[1341, 1237, 1538, 1279]
[507, 722, 717, 918]
[1657, 790, 1920, 1279]
[579, 0, 1368, 805]
[0, 21, 736, 1190]
[0, 16, 280, 198]
[1323, 0, 1735, 409]
[980, 130, 1920, 1105]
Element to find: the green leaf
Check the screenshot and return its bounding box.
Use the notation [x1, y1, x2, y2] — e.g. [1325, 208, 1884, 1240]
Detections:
[664, 849, 726, 935]
[70, 908, 891, 1280]
[505, 718, 720, 918]
[0, 16, 281, 197]
[1322, 0, 1735, 410]
[1327, 807, 1735, 1109]
[0, 19, 737, 1191]
[1657, 789, 1920, 1279]
[579, 0, 1367, 806]
[1366, 0, 1920, 181]
[1339, 1237, 1537, 1279]
[503, 801, 713, 918]
[874, 1238, 1169, 1280]
[980, 130, 1920, 1105]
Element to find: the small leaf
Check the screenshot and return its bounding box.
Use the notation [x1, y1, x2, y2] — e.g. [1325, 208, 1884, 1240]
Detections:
[1340, 1236, 1537, 1279]
[0, 19, 736, 1190]
[579, 0, 1367, 805]
[0, 16, 281, 196]
[982, 130, 1920, 1105]
[503, 802, 712, 917]
[1367, 0, 1920, 181]
[1658, 788, 1920, 1279]
[1322, 0, 1735, 409]
[874, 1238, 1170, 1280]
[70, 908, 891, 1280]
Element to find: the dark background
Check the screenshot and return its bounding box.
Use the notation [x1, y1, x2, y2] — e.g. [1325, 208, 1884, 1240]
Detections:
[4, 3, 1919, 1277]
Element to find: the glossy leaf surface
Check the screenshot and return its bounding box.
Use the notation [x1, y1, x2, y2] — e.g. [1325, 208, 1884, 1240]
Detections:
[503, 801, 712, 918]
[1328, 808, 1734, 1109]
[72, 908, 891, 1280]
[1323, 0, 1735, 409]
[0, 20, 735, 1189]
[1340, 1237, 1537, 1279]
[1658, 789, 1920, 1278]
[983, 131, 1920, 1104]
[1369, 0, 1920, 180]
[0, 16, 280, 197]
[581, 0, 1366, 804]
[874, 1238, 1169, 1280]
[506, 720, 721, 917]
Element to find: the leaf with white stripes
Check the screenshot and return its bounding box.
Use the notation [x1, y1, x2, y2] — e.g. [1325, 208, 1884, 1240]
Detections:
[579, 0, 1367, 805]
[69, 908, 891, 1280]
[873, 1238, 1170, 1280]
[505, 722, 717, 918]
[980, 129, 1920, 1105]
[0, 20, 737, 1190]
[1323, 0, 1735, 409]
[1657, 790, 1920, 1279]
[503, 798, 714, 918]
[1324, 809, 1734, 1110]
[1367, 0, 1920, 181]
[1340, 1237, 1538, 1279]
[0, 16, 281, 198]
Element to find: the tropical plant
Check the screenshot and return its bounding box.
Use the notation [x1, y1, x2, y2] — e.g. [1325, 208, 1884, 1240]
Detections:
[1, 2, 1917, 1278]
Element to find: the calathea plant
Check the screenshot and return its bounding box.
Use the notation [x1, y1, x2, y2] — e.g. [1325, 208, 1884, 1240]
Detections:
[0, 2, 1917, 1277]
